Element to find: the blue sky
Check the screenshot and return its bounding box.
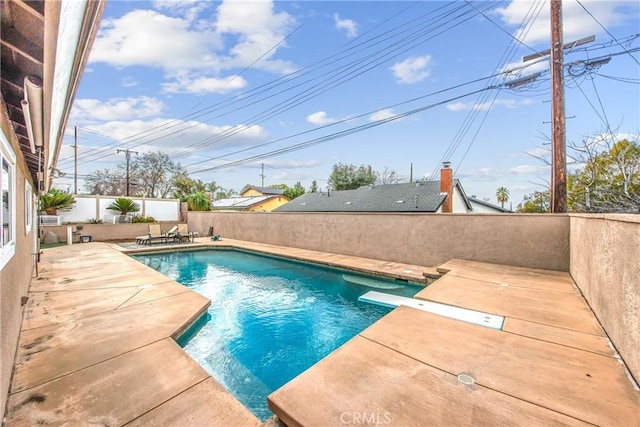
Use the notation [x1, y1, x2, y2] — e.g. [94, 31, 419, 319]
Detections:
[56, 0, 640, 206]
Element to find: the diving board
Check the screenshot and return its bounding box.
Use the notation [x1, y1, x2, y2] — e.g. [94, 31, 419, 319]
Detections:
[358, 291, 504, 330]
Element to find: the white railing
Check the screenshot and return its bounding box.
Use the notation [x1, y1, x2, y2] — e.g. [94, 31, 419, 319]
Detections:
[103, 214, 133, 224]
[39, 215, 63, 225]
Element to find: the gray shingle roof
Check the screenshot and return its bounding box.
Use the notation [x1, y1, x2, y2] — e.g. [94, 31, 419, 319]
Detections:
[244, 186, 284, 196]
[274, 182, 450, 212]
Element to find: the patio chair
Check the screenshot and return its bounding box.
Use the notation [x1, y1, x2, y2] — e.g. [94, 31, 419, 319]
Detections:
[147, 223, 168, 245]
[176, 223, 194, 243]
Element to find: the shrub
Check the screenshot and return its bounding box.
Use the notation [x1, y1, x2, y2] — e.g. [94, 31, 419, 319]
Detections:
[88, 218, 103, 224]
[187, 192, 211, 211]
[131, 215, 156, 223]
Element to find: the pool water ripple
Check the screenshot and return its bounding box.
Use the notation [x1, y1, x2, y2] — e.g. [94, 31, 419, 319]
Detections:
[134, 249, 422, 421]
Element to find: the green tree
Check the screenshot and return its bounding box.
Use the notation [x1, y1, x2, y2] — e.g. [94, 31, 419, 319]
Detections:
[517, 190, 550, 213]
[187, 192, 211, 211]
[284, 182, 305, 199]
[328, 163, 377, 190]
[309, 180, 319, 193]
[216, 188, 237, 199]
[568, 137, 640, 212]
[206, 181, 221, 195]
[496, 187, 510, 208]
[173, 176, 206, 202]
[107, 197, 140, 215]
[39, 189, 75, 215]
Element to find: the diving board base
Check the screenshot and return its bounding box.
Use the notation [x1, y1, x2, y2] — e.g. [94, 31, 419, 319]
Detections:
[358, 291, 504, 330]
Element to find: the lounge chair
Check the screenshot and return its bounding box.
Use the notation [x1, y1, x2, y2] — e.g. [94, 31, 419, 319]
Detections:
[176, 223, 194, 243]
[146, 223, 168, 245]
[164, 225, 178, 241]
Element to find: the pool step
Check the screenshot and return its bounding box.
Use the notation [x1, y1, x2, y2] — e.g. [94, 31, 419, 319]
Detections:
[358, 291, 504, 330]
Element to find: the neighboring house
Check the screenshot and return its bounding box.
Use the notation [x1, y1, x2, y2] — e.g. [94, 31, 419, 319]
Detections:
[241, 186, 285, 197]
[468, 196, 512, 213]
[210, 186, 290, 212]
[0, 0, 105, 414]
[212, 195, 290, 212]
[275, 165, 510, 214]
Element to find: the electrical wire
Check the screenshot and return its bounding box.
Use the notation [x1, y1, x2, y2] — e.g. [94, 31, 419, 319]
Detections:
[575, 0, 640, 66]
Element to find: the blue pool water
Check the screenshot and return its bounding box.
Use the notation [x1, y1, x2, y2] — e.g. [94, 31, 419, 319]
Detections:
[133, 249, 423, 420]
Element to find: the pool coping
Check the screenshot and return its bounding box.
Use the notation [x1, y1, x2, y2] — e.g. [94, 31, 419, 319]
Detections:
[115, 237, 437, 285]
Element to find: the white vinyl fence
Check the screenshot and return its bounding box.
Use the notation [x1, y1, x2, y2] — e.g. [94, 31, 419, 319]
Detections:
[52, 195, 180, 223]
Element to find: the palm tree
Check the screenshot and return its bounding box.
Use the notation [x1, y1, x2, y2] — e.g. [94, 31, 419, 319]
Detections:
[107, 197, 140, 215]
[39, 189, 75, 215]
[496, 187, 510, 208]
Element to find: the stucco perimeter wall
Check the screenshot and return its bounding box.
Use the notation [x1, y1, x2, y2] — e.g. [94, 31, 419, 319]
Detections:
[570, 214, 639, 383]
[189, 212, 570, 271]
[41, 222, 179, 243]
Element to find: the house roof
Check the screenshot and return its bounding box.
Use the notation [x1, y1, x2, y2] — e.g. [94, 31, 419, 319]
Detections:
[274, 181, 463, 213]
[243, 186, 284, 196]
[1, 0, 105, 189]
[212, 194, 289, 210]
[468, 197, 512, 213]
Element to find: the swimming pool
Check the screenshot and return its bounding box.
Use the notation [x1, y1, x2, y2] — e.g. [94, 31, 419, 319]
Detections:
[133, 249, 423, 420]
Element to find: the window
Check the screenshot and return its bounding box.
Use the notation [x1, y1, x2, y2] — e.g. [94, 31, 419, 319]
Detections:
[1, 130, 16, 269]
[25, 181, 33, 234]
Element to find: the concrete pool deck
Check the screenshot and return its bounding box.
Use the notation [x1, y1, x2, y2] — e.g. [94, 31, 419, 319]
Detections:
[5, 239, 639, 425]
[268, 259, 640, 426]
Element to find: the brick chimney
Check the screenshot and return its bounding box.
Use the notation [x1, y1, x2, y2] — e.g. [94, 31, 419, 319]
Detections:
[440, 161, 453, 213]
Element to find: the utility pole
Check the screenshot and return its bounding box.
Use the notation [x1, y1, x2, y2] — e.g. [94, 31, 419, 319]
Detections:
[409, 163, 413, 183]
[550, 0, 567, 213]
[74, 126, 78, 194]
[260, 163, 265, 187]
[116, 148, 138, 196]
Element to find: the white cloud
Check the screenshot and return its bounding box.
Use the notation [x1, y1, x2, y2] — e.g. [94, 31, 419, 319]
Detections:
[90, 1, 296, 82]
[162, 75, 248, 94]
[215, 0, 296, 74]
[71, 97, 165, 121]
[509, 164, 548, 175]
[333, 13, 358, 39]
[391, 55, 432, 84]
[369, 109, 398, 122]
[90, 9, 221, 70]
[495, 0, 635, 46]
[306, 111, 337, 125]
[456, 167, 495, 182]
[446, 98, 533, 112]
[85, 119, 268, 153]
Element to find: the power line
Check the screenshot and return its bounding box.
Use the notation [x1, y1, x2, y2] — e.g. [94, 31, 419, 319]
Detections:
[575, 0, 640, 66]
[61, 1, 495, 168]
